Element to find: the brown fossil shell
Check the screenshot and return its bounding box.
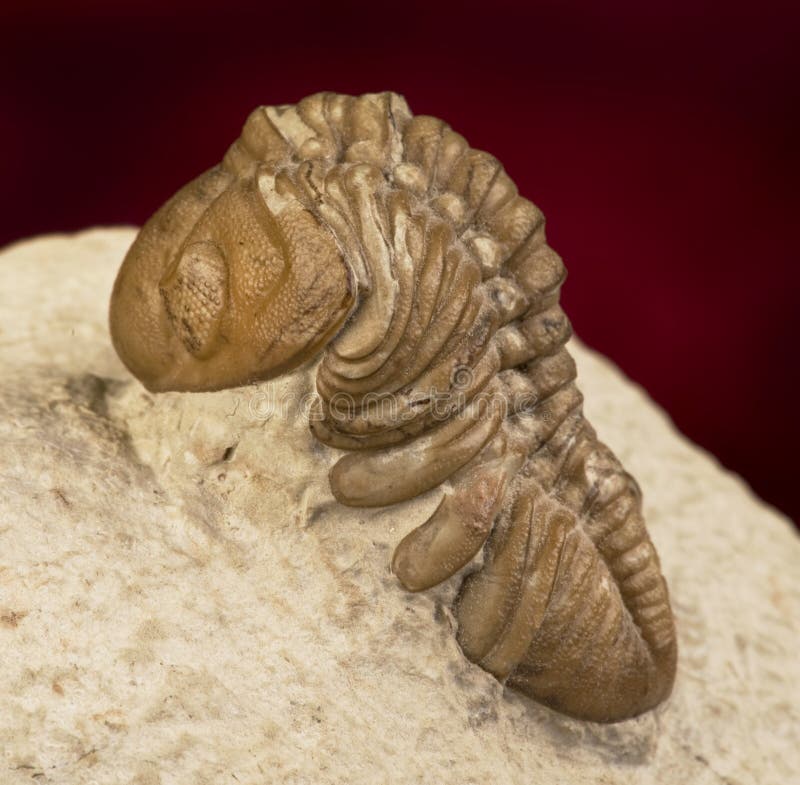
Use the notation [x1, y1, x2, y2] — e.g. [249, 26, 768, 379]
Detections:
[109, 92, 677, 722]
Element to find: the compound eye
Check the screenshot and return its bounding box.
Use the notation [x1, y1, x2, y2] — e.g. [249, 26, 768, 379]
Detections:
[159, 240, 228, 360]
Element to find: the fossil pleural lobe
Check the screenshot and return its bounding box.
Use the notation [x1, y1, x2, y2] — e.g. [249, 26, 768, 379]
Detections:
[109, 92, 677, 723]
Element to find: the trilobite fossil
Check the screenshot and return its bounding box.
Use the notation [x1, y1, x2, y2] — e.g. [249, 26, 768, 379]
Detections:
[109, 91, 677, 722]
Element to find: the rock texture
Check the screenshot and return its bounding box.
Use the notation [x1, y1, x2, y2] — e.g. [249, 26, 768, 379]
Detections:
[1, 228, 798, 785]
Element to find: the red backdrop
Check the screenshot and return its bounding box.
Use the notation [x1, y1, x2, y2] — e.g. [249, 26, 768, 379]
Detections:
[3, 1, 798, 524]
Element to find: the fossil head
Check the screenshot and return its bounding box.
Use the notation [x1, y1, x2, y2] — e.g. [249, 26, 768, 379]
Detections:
[110, 165, 355, 392]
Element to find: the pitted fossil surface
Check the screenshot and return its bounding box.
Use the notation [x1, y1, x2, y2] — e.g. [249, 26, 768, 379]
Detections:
[109, 91, 677, 722]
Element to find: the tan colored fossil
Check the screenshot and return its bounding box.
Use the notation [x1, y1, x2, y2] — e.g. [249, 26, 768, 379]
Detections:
[109, 91, 677, 722]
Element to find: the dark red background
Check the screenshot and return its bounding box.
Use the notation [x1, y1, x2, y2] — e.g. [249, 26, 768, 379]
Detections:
[2, 1, 798, 524]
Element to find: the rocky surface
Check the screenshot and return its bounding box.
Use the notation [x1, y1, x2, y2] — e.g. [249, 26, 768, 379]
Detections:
[1, 228, 798, 785]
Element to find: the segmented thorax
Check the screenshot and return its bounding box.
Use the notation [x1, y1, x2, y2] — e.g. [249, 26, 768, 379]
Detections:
[225, 92, 573, 468]
[124, 92, 678, 722]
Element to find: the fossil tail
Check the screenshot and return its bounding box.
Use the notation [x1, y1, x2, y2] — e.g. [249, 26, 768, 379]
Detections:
[455, 462, 677, 723]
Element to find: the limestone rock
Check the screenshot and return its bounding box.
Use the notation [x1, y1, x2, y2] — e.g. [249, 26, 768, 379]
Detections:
[1, 228, 797, 785]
